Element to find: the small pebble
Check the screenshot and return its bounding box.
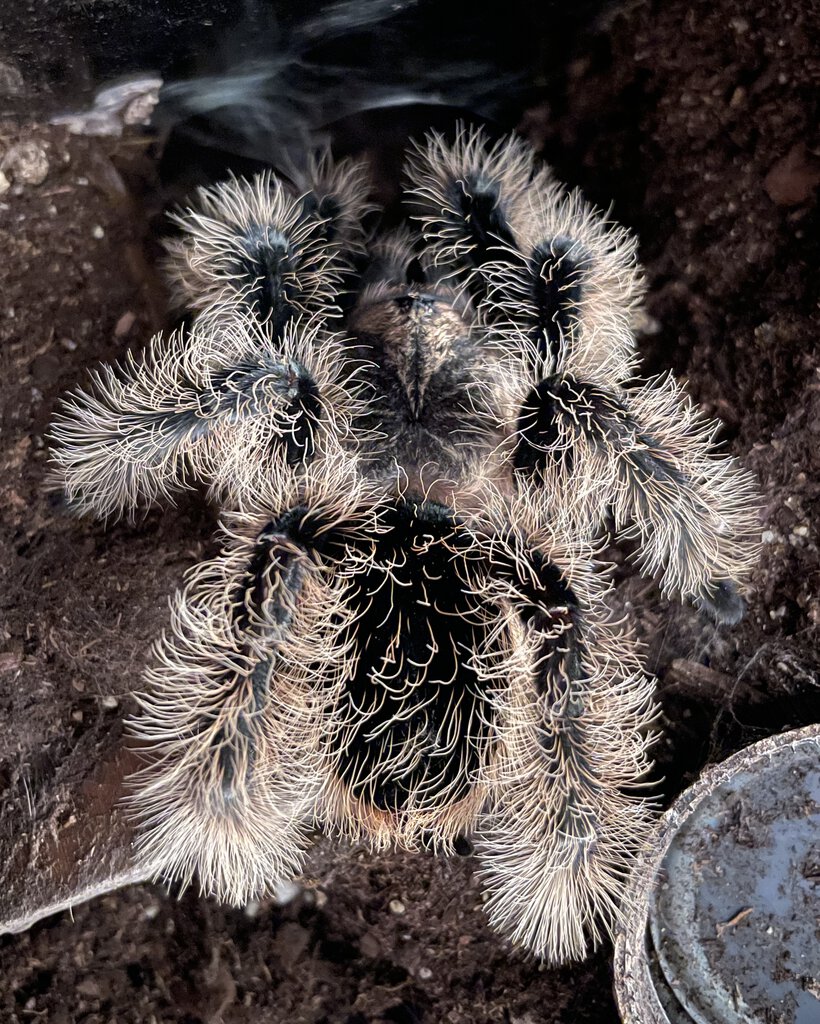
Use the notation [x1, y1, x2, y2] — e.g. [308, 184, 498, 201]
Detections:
[92, 224, 105, 239]
[76, 978, 101, 999]
[0, 60, 24, 97]
[389, 898, 406, 915]
[114, 311, 136, 338]
[764, 143, 820, 207]
[359, 933, 380, 958]
[418, 966, 433, 980]
[272, 878, 302, 905]
[729, 86, 746, 108]
[0, 652, 22, 674]
[1, 141, 49, 186]
[101, 695, 119, 709]
[124, 88, 160, 126]
[60, 337, 78, 352]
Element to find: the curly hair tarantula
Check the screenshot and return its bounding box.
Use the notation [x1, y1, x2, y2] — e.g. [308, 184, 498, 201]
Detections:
[49, 127, 759, 963]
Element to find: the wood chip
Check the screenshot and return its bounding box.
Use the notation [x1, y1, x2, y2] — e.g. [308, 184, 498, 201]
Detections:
[716, 906, 753, 936]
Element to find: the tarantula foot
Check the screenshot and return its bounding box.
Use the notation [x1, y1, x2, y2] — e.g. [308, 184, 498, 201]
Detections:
[699, 579, 746, 626]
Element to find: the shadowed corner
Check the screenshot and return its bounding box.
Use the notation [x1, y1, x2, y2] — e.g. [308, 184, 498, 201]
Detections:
[0, 740, 155, 936]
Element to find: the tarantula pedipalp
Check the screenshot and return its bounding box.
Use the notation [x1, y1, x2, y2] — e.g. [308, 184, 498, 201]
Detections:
[49, 128, 759, 963]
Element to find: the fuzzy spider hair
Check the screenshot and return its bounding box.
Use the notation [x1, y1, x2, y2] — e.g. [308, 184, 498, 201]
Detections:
[48, 125, 760, 963]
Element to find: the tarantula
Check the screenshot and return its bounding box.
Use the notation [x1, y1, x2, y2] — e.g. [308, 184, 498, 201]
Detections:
[49, 128, 759, 963]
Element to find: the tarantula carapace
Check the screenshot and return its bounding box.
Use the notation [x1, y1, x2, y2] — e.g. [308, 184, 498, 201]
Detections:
[49, 128, 759, 963]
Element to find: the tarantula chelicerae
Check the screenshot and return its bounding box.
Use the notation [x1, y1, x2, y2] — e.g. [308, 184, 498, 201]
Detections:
[49, 128, 759, 963]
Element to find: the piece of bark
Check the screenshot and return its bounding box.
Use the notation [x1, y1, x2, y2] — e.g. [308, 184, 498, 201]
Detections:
[0, 741, 154, 935]
[662, 658, 766, 705]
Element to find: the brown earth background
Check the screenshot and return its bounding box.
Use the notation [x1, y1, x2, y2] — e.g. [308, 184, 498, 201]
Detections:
[0, 0, 818, 1020]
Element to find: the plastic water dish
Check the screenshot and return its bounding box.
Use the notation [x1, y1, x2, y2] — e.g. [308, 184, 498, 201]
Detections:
[614, 724, 820, 1024]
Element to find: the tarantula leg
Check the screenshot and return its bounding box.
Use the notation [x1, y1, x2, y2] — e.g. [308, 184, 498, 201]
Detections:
[474, 525, 656, 963]
[405, 125, 537, 300]
[482, 182, 644, 383]
[489, 235, 593, 367]
[130, 456, 380, 904]
[407, 127, 644, 383]
[511, 373, 760, 623]
[130, 528, 316, 904]
[162, 170, 346, 333]
[49, 314, 364, 519]
[290, 150, 374, 252]
[357, 228, 419, 291]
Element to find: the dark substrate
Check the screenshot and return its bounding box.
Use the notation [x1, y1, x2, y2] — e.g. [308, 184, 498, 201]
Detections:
[0, 0, 818, 1021]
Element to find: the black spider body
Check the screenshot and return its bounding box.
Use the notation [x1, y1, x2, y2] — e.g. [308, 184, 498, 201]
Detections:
[49, 129, 759, 963]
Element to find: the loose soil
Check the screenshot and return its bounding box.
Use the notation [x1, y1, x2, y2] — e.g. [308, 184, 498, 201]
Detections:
[0, 0, 818, 1021]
